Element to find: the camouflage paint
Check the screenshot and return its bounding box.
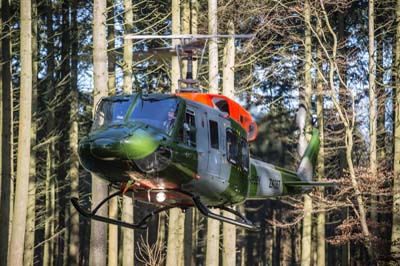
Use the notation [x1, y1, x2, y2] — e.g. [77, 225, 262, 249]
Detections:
[78, 93, 321, 207]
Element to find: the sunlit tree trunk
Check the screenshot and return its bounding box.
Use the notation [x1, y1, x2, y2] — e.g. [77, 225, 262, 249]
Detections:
[123, 0, 133, 95]
[182, 0, 190, 79]
[69, 0, 80, 263]
[0, 0, 14, 263]
[121, 2, 134, 264]
[206, 209, 220, 266]
[222, 20, 236, 266]
[107, 1, 118, 264]
[368, 0, 378, 223]
[122, 196, 134, 266]
[90, 0, 109, 264]
[301, 1, 313, 265]
[391, 0, 400, 256]
[316, 16, 326, 266]
[166, 1, 185, 265]
[8, 0, 32, 264]
[107, 0, 116, 95]
[166, 209, 185, 266]
[208, 0, 218, 93]
[191, 0, 198, 75]
[206, 1, 220, 263]
[24, 1, 38, 263]
[171, 0, 180, 92]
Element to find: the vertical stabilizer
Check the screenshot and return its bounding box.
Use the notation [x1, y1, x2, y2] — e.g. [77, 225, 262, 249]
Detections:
[297, 128, 320, 181]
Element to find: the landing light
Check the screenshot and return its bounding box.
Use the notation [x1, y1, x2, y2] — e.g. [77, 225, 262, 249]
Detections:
[156, 192, 166, 203]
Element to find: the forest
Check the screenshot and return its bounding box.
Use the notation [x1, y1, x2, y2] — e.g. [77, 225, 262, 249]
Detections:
[1, 0, 400, 265]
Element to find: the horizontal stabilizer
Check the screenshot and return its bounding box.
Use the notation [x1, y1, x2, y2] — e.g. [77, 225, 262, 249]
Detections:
[284, 181, 335, 187]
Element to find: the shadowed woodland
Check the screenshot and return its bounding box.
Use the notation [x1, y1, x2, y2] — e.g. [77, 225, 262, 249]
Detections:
[1, 0, 400, 265]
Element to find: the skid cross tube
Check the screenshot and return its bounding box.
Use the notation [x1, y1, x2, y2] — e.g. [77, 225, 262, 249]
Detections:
[169, 189, 260, 231]
[71, 188, 260, 231]
[71, 192, 176, 230]
[191, 196, 260, 231]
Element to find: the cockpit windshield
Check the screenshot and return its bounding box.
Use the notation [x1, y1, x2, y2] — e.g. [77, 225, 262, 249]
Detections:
[129, 97, 179, 134]
[91, 98, 133, 131]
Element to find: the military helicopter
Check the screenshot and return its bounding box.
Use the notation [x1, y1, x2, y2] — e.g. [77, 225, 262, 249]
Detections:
[71, 34, 331, 231]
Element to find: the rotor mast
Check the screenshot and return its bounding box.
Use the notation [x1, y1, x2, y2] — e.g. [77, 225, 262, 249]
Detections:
[125, 34, 255, 93]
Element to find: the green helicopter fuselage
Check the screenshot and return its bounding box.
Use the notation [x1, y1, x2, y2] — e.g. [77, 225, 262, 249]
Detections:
[79, 93, 321, 207]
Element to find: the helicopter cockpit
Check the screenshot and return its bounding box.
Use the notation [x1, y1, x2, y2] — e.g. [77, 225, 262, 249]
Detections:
[91, 97, 133, 131]
[91, 95, 180, 136]
[129, 97, 179, 135]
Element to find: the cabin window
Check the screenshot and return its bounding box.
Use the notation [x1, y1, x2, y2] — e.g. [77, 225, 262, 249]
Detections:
[240, 138, 249, 172]
[209, 120, 219, 149]
[179, 110, 196, 147]
[213, 98, 229, 114]
[226, 129, 249, 172]
[226, 129, 238, 164]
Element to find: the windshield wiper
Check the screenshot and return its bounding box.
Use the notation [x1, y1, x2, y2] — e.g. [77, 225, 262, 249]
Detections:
[141, 96, 175, 102]
[103, 97, 131, 102]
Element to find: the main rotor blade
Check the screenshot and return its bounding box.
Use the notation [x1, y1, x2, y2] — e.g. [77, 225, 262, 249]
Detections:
[125, 34, 255, 40]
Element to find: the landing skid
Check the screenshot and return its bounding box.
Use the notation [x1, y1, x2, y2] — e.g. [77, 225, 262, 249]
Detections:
[71, 189, 260, 231]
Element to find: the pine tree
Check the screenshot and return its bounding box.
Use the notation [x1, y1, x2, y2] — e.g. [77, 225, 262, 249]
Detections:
[8, 0, 33, 264]
[89, 0, 109, 264]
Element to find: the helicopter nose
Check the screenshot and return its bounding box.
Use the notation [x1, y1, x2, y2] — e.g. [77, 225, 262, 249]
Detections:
[89, 129, 160, 161]
[90, 138, 122, 160]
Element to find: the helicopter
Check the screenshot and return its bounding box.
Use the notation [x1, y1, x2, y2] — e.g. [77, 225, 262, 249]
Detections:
[71, 34, 332, 231]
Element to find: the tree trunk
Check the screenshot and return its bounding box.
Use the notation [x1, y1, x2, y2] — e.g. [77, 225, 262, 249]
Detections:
[316, 16, 326, 266]
[122, 196, 134, 266]
[107, 2, 118, 265]
[206, 209, 220, 266]
[121, 2, 134, 263]
[108, 0, 116, 95]
[208, 0, 218, 93]
[123, 0, 133, 94]
[301, 1, 313, 265]
[8, 0, 32, 263]
[222, 210, 236, 266]
[166, 208, 185, 266]
[90, 0, 109, 265]
[182, 0, 190, 79]
[391, 0, 400, 257]
[24, 1, 38, 263]
[368, 0, 378, 223]
[222, 21, 236, 266]
[0, 0, 14, 263]
[69, 0, 80, 263]
[171, 0, 180, 92]
[191, 0, 198, 75]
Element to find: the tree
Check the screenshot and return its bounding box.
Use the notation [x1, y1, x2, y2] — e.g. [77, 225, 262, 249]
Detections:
[317, 1, 375, 261]
[23, 0, 38, 263]
[368, 0, 378, 223]
[89, 0, 109, 264]
[8, 0, 33, 264]
[68, 0, 80, 263]
[208, 0, 218, 94]
[315, 13, 326, 266]
[170, 0, 180, 92]
[166, 1, 185, 265]
[300, 1, 313, 265]
[391, 0, 400, 257]
[205, 1, 220, 265]
[106, 1, 118, 265]
[222, 20, 236, 266]
[0, 0, 14, 263]
[166, 209, 185, 266]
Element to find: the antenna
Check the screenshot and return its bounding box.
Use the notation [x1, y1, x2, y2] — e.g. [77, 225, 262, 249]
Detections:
[125, 34, 255, 93]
